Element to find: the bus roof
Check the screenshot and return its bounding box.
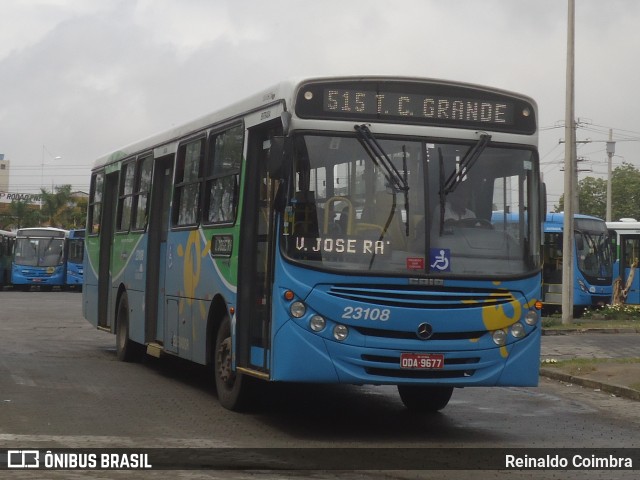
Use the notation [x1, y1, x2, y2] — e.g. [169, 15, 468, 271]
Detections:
[67, 229, 85, 238]
[607, 220, 640, 231]
[91, 75, 538, 171]
[545, 212, 603, 223]
[16, 227, 68, 237]
[544, 212, 606, 233]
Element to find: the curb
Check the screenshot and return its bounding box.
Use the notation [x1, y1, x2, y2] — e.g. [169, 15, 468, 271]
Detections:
[542, 328, 640, 335]
[539, 368, 640, 402]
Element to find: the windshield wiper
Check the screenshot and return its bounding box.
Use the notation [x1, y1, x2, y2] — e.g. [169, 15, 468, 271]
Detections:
[354, 124, 409, 194]
[442, 133, 491, 195]
[438, 134, 491, 235]
[354, 124, 410, 238]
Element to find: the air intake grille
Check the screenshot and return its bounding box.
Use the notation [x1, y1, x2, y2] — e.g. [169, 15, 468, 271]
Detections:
[328, 284, 515, 309]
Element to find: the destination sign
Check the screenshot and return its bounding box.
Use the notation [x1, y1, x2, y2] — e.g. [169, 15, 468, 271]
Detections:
[295, 80, 536, 134]
[325, 89, 513, 125]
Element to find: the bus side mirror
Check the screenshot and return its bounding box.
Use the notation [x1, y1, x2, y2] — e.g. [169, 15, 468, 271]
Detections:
[267, 136, 291, 179]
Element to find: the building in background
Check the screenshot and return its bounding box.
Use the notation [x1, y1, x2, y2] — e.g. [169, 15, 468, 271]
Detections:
[0, 154, 9, 192]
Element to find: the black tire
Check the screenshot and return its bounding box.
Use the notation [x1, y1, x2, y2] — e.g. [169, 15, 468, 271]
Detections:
[397, 385, 454, 412]
[115, 292, 142, 362]
[214, 315, 256, 411]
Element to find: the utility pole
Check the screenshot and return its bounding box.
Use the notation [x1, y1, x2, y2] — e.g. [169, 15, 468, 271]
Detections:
[562, 0, 575, 325]
[606, 129, 615, 222]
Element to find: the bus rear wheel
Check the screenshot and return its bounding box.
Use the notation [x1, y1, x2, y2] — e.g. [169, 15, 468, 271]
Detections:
[397, 385, 454, 412]
[214, 315, 255, 411]
[115, 292, 142, 362]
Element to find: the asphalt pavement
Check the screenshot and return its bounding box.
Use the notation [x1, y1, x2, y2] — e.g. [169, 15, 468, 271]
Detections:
[540, 328, 640, 401]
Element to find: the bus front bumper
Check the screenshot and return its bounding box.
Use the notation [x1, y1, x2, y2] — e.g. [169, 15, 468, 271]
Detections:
[270, 319, 541, 387]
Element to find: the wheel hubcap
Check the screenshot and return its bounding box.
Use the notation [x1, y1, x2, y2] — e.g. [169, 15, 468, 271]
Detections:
[217, 337, 234, 386]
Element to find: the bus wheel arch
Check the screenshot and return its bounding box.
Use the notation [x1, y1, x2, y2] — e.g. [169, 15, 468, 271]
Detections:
[206, 295, 229, 367]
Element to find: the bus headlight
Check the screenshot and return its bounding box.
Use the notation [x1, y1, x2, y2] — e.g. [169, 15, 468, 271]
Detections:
[510, 322, 525, 338]
[309, 315, 326, 332]
[525, 309, 539, 326]
[333, 324, 349, 341]
[492, 329, 507, 346]
[290, 301, 306, 318]
[577, 279, 588, 293]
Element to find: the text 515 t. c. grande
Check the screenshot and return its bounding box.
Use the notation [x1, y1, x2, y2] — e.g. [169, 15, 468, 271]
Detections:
[83, 76, 544, 412]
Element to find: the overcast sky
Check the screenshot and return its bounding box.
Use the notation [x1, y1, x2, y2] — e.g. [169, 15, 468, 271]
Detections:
[1, 0, 639, 209]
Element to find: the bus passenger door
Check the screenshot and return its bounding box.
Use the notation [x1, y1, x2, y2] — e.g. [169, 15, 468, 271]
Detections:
[145, 155, 174, 344]
[619, 235, 640, 304]
[236, 122, 282, 377]
[98, 171, 119, 329]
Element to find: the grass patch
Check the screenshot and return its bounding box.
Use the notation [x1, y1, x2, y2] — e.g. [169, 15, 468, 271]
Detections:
[542, 357, 640, 376]
[543, 304, 640, 330]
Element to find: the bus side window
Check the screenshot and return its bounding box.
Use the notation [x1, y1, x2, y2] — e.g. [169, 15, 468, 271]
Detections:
[133, 155, 153, 230]
[116, 161, 136, 232]
[88, 171, 104, 235]
[173, 137, 205, 227]
[204, 125, 243, 225]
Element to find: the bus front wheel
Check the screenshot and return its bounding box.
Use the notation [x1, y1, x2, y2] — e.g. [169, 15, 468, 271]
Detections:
[214, 315, 255, 411]
[116, 292, 141, 362]
[397, 385, 453, 412]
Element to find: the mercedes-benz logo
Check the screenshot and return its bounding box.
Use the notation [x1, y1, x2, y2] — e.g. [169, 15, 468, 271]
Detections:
[416, 322, 433, 340]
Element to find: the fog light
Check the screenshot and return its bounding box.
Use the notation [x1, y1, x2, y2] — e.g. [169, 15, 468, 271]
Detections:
[333, 324, 349, 341]
[525, 309, 538, 326]
[510, 322, 525, 338]
[309, 315, 326, 332]
[290, 301, 306, 318]
[492, 329, 507, 346]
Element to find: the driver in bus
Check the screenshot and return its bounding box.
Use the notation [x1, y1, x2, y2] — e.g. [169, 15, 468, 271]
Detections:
[433, 182, 476, 226]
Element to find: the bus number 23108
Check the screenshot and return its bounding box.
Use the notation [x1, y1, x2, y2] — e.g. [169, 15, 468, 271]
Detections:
[341, 307, 391, 321]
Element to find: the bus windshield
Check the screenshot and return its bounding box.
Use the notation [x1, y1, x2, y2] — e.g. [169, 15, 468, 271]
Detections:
[67, 238, 85, 264]
[281, 132, 540, 277]
[14, 237, 65, 267]
[575, 219, 613, 280]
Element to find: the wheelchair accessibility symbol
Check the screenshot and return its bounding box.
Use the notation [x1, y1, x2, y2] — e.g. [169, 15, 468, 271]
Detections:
[429, 248, 451, 272]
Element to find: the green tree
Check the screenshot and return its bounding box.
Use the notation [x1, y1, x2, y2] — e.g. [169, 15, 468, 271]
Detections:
[40, 184, 85, 228]
[68, 196, 88, 228]
[611, 163, 640, 220]
[555, 162, 640, 220]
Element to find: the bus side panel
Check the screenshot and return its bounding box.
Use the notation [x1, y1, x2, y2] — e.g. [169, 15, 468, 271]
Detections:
[160, 228, 239, 364]
[109, 233, 148, 343]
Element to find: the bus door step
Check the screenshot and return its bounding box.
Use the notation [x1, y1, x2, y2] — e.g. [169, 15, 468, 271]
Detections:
[146, 343, 163, 358]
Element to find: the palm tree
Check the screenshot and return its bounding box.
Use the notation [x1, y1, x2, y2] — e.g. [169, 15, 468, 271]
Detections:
[8, 198, 40, 229]
[38, 185, 87, 228]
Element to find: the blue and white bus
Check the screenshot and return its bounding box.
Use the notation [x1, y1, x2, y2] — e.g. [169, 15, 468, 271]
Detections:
[607, 219, 640, 304]
[83, 76, 543, 412]
[543, 213, 613, 311]
[12, 227, 68, 290]
[0, 229, 15, 288]
[66, 228, 85, 289]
